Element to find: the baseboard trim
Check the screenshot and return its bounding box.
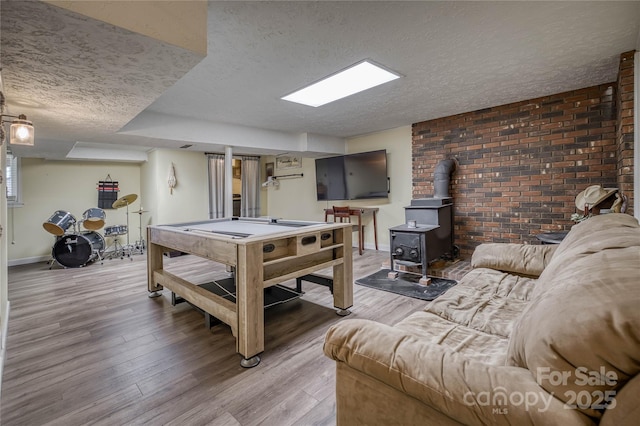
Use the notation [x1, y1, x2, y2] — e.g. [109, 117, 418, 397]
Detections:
[360, 243, 390, 253]
[8, 256, 49, 267]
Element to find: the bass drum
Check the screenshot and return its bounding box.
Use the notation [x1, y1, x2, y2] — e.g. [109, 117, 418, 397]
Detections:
[52, 231, 105, 268]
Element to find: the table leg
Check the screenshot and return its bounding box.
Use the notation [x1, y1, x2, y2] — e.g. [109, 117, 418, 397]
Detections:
[357, 213, 364, 255]
[333, 226, 353, 315]
[388, 231, 398, 279]
[373, 211, 379, 250]
[147, 229, 164, 297]
[236, 242, 264, 368]
[419, 233, 431, 285]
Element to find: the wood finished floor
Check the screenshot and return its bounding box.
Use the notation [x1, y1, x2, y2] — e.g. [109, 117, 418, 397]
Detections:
[1, 249, 428, 425]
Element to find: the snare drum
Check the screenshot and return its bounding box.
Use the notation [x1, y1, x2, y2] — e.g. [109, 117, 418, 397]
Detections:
[104, 225, 128, 236]
[43, 210, 76, 236]
[52, 231, 105, 268]
[82, 207, 106, 230]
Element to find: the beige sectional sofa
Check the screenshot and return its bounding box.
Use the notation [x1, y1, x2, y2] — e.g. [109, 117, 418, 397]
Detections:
[324, 213, 640, 425]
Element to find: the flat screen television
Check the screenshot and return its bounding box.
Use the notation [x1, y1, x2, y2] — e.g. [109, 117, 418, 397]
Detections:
[315, 149, 389, 201]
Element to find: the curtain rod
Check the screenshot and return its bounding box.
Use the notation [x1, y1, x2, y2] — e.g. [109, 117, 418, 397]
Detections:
[204, 152, 260, 160]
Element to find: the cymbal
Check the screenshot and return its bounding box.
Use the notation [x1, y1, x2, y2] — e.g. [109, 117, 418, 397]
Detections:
[130, 209, 148, 214]
[112, 193, 138, 209]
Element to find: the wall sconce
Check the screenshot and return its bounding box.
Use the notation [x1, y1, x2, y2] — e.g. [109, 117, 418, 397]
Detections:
[0, 91, 35, 146]
[0, 114, 35, 146]
[8, 114, 35, 146]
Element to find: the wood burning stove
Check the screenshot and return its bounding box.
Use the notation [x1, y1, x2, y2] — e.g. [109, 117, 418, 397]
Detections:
[389, 159, 457, 284]
[389, 198, 456, 284]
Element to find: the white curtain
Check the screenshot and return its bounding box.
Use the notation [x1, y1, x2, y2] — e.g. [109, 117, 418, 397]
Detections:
[208, 154, 225, 218]
[241, 156, 261, 217]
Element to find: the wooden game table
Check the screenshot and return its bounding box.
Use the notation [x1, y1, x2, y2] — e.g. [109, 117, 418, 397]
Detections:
[147, 217, 353, 367]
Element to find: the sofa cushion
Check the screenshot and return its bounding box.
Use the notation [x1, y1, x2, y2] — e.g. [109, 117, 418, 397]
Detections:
[395, 311, 510, 364]
[471, 243, 557, 277]
[425, 268, 537, 338]
[391, 268, 537, 364]
[535, 213, 640, 297]
[506, 214, 640, 420]
[324, 319, 595, 426]
[550, 212, 637, 261]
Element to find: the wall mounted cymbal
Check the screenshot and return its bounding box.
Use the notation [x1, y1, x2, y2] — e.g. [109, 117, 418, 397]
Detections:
[112, 193, 138, 209]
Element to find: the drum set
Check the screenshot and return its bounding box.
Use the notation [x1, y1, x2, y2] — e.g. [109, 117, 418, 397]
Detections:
[43, 193, 147, 268]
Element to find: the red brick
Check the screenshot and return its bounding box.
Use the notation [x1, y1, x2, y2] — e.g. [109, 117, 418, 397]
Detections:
[413, 65, 629, 256]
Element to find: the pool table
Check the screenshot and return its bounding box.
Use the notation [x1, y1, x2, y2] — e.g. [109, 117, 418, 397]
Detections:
[147, 217, 353, 367]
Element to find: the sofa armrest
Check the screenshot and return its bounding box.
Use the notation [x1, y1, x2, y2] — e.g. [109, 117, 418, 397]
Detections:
[324, 319, 593, 426]
[471, 243, 557, 277]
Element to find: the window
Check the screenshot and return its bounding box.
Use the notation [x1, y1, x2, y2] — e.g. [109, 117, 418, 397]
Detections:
[6, 150, 21, 206]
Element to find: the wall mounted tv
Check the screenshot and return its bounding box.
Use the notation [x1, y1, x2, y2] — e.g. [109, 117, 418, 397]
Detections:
[315, 149, 389, 201]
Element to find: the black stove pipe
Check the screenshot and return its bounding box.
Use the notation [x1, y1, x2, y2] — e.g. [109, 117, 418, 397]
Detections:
[434, 158, 457, 198]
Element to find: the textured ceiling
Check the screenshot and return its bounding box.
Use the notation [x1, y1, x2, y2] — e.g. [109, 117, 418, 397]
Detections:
[1, 0, 205, 159]
[2, 1, 640, 160]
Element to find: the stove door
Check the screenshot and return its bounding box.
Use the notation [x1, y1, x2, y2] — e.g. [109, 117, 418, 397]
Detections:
[391, 232, 421, 263]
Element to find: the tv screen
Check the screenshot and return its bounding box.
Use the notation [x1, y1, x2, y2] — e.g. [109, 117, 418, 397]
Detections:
[315, 150, 388, 201]
[315, 155, 347, 201]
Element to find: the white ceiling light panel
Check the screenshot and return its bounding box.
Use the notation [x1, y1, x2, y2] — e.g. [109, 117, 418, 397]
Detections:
[282, 60, 401, 107]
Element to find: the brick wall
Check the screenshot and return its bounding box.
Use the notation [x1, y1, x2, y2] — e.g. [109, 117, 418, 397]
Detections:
[413, 84, 619, 257]
[616, 50, 635, 215]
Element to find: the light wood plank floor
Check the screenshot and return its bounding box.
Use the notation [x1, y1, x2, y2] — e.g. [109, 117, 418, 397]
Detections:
[1, 249, 429, 425]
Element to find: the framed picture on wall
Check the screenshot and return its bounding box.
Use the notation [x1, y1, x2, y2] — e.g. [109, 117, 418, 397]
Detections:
[276, 155, 302, 170]
[265, 162, 274, 177]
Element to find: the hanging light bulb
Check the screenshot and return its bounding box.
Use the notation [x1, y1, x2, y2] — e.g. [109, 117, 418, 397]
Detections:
[0, 91, 35, 146]
[9, 114, 34, 146]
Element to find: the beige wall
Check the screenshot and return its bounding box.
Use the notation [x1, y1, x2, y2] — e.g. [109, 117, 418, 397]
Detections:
[265, 125, 412, 250]
[263, 157, 324, 221]
[141, 149, 209, 226]
[345, 126, 413, 250]
[9, 128, 410, 263]
[140, 150, 159, 231]
[232, 177, 242, 195]
[9, 148, 209, 264]
[9, 159, 141, 263]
